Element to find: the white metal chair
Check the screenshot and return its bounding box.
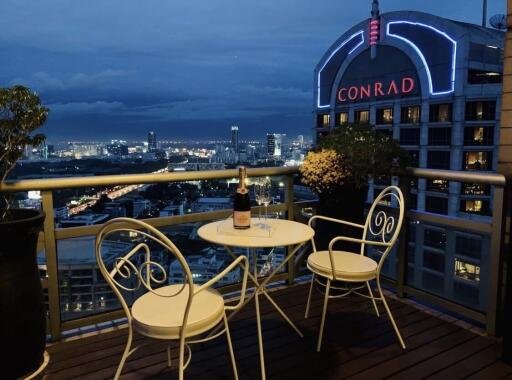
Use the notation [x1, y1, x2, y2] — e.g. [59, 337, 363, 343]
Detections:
[95, 218, 249, 380]
[305, 186, 405, 352]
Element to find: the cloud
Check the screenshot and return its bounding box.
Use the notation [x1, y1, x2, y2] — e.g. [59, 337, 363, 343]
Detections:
[1, 0, 503, 139]
[47, 101, 125, 115]
[9, 69, 132, 92]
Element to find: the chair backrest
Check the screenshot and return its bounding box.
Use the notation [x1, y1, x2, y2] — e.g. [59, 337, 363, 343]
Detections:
[95, 217, 194, 329]
[361, 186, 405, 272]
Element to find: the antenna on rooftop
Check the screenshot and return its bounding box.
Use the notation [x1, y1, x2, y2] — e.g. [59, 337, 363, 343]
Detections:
[490, 14, 507, 30]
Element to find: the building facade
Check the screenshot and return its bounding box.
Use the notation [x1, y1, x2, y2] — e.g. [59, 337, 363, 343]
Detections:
[231, 125, 239, 154]
[267, 133, 283, 158]
[147, 131, 157, 153]
[314, 10, 504, 311]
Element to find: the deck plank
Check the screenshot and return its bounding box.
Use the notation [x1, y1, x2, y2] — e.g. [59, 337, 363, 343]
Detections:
[42, 283, 512, 380]
[387, 334, 494, 380]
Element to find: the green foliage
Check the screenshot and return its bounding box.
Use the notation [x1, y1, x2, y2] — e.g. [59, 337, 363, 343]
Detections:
[316, 123, 410, 188]
[0, 85, 49, 215]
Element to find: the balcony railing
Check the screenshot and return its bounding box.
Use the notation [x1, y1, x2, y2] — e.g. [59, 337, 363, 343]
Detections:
[0, 166, 507, 341]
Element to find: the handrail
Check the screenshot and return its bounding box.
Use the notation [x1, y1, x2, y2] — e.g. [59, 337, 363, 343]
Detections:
[1, 166, 505, 192]
[407, 167, 506, 186]
[6, 165, 301, 341]
[0, 166, 300, 192]
[1, 164, 507, 340]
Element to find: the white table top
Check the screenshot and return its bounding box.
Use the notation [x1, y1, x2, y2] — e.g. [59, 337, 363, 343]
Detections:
[197, 218, 314, 248]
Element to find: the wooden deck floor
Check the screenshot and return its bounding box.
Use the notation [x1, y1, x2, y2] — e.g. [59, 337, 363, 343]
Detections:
[44, 283, 512, 380]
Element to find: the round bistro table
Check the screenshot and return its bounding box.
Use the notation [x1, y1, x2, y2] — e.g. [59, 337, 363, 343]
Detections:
[198, 218, 314, 380]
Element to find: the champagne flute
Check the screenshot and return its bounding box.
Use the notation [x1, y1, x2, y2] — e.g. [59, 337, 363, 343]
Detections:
[253, 182, 263, 221]
[259, 179, 272, 227]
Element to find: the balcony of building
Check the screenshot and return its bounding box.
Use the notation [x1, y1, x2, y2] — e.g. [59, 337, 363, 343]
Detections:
[1, 165, 512, 379]
[43, 282, 511, 380]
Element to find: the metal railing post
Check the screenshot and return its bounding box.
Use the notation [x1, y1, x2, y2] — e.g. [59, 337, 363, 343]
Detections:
[41, 191, 62, 341]
[285, 174, 295, 284]
[396, 177, 410, 298]
[487, 184, 506, 335]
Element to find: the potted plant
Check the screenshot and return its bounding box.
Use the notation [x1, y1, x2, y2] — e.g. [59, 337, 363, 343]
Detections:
[300, 122, 409, 251]
[0, 85, 49, 378]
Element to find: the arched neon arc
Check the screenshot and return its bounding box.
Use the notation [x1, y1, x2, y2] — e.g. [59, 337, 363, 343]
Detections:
[386, 21, 457, 96]
[317, 30, 365, 108]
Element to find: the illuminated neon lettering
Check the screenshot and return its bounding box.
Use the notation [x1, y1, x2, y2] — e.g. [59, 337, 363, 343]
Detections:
[387, 80, 398, 95]
[348, 86, 358, 100]
[337, 88, 347, 102]
[337, 77, 416, 103]
[374, 82, 384, 96]
[402, 77, 415, 93]
[360, 84, 371, 99]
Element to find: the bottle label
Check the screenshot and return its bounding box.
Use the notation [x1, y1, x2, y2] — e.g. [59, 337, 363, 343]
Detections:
[233, 211, 251, 229]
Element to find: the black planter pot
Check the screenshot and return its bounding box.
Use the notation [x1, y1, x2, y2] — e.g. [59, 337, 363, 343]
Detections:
[0, 209, 46, 379]
[315, 185, 368, 253]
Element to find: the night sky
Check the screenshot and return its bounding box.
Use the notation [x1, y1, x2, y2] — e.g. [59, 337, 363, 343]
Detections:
[0, 0, 505, 141]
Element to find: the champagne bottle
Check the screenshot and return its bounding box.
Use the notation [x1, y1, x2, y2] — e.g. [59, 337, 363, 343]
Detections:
[233, 166, 251, 229]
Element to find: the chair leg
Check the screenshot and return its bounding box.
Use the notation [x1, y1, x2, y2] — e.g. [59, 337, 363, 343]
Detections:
[167, 345, 172, 367]
[224, 312, 239, 380]
[377, 283, 406, 349]
[305, 273, 315, 319]
[316, 278, 331, 352]
[114, 329, 133, 380]
[179, 335, 186, 380]
[366, 281, 380, 317]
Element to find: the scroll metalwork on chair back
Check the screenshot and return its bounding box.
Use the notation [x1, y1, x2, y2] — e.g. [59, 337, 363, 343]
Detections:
[95, 217, 194, 329]
[361, 186, 405, 271]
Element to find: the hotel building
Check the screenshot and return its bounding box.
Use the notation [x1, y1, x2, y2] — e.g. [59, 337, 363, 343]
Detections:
[314, 10, 504, 312]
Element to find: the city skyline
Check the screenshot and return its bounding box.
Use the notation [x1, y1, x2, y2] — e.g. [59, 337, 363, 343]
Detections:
[0, 0, 505, 140]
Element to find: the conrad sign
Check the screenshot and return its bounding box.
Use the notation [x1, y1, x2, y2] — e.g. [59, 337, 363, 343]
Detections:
[335, 45, 421, 105]
[337, 77, 415, 103]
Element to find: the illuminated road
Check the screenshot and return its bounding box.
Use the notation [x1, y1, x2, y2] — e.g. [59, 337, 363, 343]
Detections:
[68, 167, 168, 215]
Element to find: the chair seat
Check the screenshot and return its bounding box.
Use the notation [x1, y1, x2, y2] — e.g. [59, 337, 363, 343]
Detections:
[132, 284, 225, 339]
[307, 251, 377, 281]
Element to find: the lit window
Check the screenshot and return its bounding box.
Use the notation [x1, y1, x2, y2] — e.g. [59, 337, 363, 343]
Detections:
[464, 151, 492, 170]
[468, 69, 502, 84]
[429, 103, 452, 122]
[465, 200, 482, 212]
[427, 179, 448, 193]
[460, 199, 489, 215]
[465, 101, 496, 121]
[454, 259, 480, 282]
[462, 183, 489, 195]
[355, 110, 369, 123]
[377, 108, 393, 124]
[317, 114, 330, 128]
[464, 126, 494, 146]
[401, 105, 421, 124]
[336, 112, 348, 126]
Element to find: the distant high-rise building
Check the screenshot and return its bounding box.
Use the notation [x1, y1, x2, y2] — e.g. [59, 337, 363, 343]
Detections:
[231, 126, 239, 153]
[106, 141, 128, 156]
[148, 131, 157, 152]
[267, 133, 282, 158]
[41, 142, 49, 160]
[297, 135, 304, 147]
